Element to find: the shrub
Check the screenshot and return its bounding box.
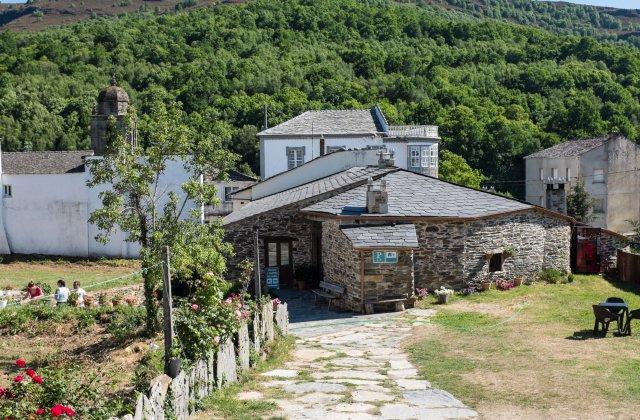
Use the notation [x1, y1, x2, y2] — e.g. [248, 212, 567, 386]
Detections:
[415, 288, 429, 299]
[495, 279, 515, 291]
[537, 268, 569, 284]
[105, 306, 146, 341]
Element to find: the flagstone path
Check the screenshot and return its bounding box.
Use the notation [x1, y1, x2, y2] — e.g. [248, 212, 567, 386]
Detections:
[256, 308, 477, 420]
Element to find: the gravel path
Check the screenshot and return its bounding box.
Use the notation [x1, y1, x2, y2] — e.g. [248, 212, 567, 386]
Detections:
[253, 308, 477, 420]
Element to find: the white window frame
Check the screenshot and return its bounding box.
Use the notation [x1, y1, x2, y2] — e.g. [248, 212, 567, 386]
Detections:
[224, 186, 238, 203]
[539, 168, 544, 180]
[286, 147, 305, 170]
[593, 168, 605, 184]
[3, 185, 11, 198]
[410, 145, 437, 169]
[566, 168, 571, 181]
[552, 168, 558, 179]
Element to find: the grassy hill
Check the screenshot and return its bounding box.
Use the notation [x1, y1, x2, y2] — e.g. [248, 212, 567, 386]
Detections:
[0, 0, 243, 31]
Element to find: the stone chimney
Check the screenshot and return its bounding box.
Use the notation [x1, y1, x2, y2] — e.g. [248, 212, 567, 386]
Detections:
[366, 177, 388, 214]
[377, 149, 395, 168]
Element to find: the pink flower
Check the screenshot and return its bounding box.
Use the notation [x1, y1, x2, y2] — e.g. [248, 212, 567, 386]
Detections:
[32, 375, 43, 384]
[235, 309, 242, 318]
[223, 298, 232, 305]
[14, 375, 24, 383]
[0, 387, 5, 397]
[241, 310, 250, 319]
[15, 359, 26, 368]
[35, 408, 46, 415]
[51, 404, 65, 417]
[213, 336, 220, 345]
[190, 304, 199, 312]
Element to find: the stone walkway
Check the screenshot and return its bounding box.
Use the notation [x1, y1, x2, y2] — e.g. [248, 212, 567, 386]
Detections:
[253, 308, 477, 420]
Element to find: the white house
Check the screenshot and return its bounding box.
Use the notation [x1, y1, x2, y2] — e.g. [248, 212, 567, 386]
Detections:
[258, 105, 440, 180]
[0, 80, 247, 258]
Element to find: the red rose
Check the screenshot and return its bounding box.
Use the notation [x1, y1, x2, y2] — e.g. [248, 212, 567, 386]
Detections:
[64, 406, 75, 417]
[32, 375, 43, 384]
[35, 408, 45, 416]
[51, 404, 65, 417]
[0, 387, 5, 397]
[15, 359, 26, 368]
[25, 369, 36, 378]
[13, 375, 24, 383]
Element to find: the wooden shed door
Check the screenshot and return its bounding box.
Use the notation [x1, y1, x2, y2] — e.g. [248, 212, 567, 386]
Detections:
[266, 240, 293, 288]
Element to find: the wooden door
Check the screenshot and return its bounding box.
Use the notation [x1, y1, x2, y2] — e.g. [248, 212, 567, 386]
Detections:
[265, 239, 293, 288]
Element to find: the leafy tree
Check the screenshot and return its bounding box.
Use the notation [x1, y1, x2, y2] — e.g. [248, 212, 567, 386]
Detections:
[566, 180, 594, 223]
[438, 150, 485, 189]
[87, 102, 236, 334]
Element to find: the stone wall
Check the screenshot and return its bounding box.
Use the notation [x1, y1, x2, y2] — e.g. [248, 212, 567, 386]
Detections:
[414, 210, 571, 289]
[362, 249, 414, 308]
[224, 180, 374, 283]
[119, 301, 289, 420]
[600, 230, 630, 271]
[320, 220, 361, 311]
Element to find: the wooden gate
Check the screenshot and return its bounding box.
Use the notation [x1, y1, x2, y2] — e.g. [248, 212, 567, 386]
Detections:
[618, 249, 640, 286]
[573, 226, 601, 274]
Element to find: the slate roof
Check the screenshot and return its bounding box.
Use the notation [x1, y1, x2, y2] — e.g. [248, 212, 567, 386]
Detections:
[303, 170, 533, 219]
[341, 224, 419, 249]
[1, 150, 94, 175]
[525, 137, 610, 159]
[228, 169, 257, 182]
[258, 109, 384, 136]
[222, 166, 395, 225]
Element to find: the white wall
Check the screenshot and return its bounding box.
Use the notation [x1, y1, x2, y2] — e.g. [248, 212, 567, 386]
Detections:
[86, 157, 197, 258]
[259, 135, 383, 179]
[250, 149, 381, 200]
[1, 173, 89, 256]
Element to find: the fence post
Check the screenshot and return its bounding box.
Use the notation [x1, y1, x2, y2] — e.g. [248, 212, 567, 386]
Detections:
[253, 227, 261, 300]
[162, 246, 174, 373]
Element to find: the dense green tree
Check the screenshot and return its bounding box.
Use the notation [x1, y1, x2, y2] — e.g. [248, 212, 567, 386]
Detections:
[438, 150, 485, 189]
[567, 180, 594, 223]
[0, 0, 639, 198]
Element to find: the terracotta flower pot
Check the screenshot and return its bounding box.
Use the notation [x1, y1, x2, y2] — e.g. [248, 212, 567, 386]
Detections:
[480, 282, 492, 291]
[514, 278, 523, 287]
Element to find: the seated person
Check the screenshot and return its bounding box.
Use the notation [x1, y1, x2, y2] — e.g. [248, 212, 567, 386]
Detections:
[73, 281, 87, 307]
[54, 280, 70, 307]
[21, 282, 43, 304]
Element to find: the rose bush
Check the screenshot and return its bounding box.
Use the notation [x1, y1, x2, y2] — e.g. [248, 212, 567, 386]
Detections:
[0, 358, 129, 418]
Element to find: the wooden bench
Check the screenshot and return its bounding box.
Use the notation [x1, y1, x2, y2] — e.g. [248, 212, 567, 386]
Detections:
[364, 295, 407, 315]
[312, 281, 345, 310]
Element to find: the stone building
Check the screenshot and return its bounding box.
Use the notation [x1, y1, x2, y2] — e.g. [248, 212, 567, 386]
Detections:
[223, 153, 604, 313]
[525, 135, 640, 234]
[90, 76, 137, 155]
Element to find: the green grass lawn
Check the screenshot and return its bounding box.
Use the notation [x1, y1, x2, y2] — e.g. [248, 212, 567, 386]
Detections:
[0, 258, 141, 293]
[407, 275, 640, 418]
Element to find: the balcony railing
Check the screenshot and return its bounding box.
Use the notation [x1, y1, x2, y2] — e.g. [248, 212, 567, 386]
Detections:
[387, 125, 439, 138]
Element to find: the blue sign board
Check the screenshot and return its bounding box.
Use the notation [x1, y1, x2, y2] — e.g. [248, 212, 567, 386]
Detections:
[266, 267, 280, 290]
[372, 250, 398, 264]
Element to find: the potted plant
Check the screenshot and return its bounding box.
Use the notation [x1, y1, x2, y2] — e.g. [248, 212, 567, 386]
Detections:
[503, 246, 515, 258]
[513, 277, 524, 287]
[294, 265, 314, 291]
[479, 276, 493, 291]
[434, 286, 454, 304]
[415, 288, 429, 300]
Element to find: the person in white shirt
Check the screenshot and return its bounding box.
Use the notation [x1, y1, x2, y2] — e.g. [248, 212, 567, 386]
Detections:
[73, 281, 87, 307]
[54, 280, 70, 306]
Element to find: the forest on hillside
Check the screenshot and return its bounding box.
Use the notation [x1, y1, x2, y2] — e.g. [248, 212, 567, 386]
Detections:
[411, 0, 640, 48]
[1, 0, 640, 196]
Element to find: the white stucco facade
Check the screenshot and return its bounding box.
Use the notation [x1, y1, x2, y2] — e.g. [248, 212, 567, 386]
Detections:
[0, 155, 200, 258]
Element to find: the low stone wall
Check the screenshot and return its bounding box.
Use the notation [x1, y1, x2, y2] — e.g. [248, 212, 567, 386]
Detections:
[119, 301, 289, 420]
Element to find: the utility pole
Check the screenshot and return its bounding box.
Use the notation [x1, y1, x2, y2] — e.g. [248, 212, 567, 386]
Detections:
[162, 246, 174, 373]
[253, 227, 261, 300]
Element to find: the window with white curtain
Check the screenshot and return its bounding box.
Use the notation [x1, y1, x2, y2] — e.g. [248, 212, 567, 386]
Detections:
[286, 147, 305, 170]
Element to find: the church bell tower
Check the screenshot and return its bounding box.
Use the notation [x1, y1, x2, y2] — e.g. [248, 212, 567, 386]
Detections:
[90, 76, 137, 155]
